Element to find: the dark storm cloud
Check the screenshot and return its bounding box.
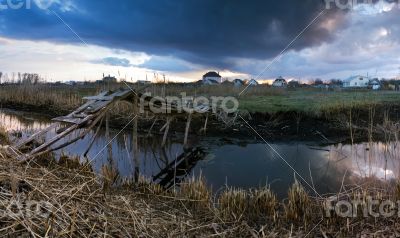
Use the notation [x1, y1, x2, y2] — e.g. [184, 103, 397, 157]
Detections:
[0, 0, 344, 70]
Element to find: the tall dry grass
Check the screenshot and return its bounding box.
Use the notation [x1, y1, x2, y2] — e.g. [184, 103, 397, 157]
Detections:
[0, 125, 8, 144]
[0, 144, 399, 236]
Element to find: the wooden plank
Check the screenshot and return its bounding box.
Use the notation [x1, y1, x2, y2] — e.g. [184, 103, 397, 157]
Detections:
[82, 91, 110, 101]
[15, 123, 60, 149]
[86, 100, 113, 113]
[83, 116, 104, 157]
[52, 116, 85, 125]
[29, 114, 95, 155]
[29, 124, 80, 156]
[82, 96, 114, 101]
[33, 111, 106, 158]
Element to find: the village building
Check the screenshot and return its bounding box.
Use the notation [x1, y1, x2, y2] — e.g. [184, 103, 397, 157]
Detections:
[246, 79, 259, 86]
[288, 80, 300, 88]
[272, 77, 287, 87]
[202, 71, 222, 84]
[368, 78, 381, 90]
[342, 75, 369, 88]
[233, 79, 245, 87]
[102, 75, 118, 83]
[137, 80, 152, 85]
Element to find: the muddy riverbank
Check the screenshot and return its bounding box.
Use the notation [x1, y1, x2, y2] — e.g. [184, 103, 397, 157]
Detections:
[2, 101, 400, 144]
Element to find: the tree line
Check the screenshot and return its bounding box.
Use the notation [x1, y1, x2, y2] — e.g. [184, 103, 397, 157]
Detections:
[0, 72, 43, 85]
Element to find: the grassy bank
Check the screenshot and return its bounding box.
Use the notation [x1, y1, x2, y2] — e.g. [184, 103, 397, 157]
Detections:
[239, 90, 400, 113]
[1, 83, 400, 116]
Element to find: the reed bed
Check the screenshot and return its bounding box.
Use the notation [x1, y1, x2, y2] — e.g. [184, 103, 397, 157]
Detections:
[0, 84, 85, 114]
[2, 83, 400, 117]
[0, 145, 399, 236]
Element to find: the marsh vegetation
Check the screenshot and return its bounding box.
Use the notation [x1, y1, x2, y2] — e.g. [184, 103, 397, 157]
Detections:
[1, 83, 400, 236]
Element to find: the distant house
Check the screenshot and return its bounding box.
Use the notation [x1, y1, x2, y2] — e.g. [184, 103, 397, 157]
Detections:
[202, 71, 222, 84]
[233, 79, 245, 87]
[64, 81, 77, 86]
[272, 77, 287, 87]
[102, 75, 117, 83]
[368, 78, 381, 90]
[288, 80, 300, 88]
[137, 80, 152, 85]
[246, 79, 259, 86]
[342, 76, 369, 88]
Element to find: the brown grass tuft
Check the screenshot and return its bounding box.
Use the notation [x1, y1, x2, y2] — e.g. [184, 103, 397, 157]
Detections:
[285, 180, 311, 222]
[101, 164, 120, 190]
[218, 187, 248, 221]
[179, 176, 211, 210]
[249, 186, 278, 220]
[0, 126, 9, 145]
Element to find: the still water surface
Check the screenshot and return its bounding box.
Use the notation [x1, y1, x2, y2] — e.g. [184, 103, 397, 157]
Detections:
[1, 109, 398, 198]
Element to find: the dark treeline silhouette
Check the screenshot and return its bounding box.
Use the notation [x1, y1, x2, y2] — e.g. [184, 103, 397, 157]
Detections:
[0, 72, 43, 85]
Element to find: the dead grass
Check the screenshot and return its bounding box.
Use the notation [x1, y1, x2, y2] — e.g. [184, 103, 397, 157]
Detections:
[218, 188, 248, 221]
[284, 180, 312, 222]
[179, 175, 211, 210]
[0, 125, 9, 144]
[2, 83, 400, 117]
[0, 139, 399, 236]
[249, 186, 278, 220]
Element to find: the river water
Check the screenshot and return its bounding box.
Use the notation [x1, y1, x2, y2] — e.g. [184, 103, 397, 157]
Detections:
[1, 109, 399, 198]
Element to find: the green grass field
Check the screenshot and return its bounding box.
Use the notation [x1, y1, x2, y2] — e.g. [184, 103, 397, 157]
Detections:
[1, 83, 400, 115]
[238, 90, 400, 113]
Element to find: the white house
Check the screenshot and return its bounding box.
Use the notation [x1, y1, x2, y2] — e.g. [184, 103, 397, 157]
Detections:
[202, 71, 222, 84]
[272, 77, 287, 87]
[342, 76, 369, 88]
[246, 79, 259, 86]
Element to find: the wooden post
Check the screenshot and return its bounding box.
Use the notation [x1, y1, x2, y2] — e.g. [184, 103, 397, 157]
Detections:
[106, 110, 113, 163]
[183, 113, 192, 148]
[203, 114, 208, 135]
[147, 119, 157, 137]
[162, 117, 171, 147]
[133, 92, 139, 182]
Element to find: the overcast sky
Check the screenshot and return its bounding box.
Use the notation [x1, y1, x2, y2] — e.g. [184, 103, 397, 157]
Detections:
[0, 0, 399, 82]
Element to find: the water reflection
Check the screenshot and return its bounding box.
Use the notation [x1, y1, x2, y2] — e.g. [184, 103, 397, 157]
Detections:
[0, 109, 399, 198]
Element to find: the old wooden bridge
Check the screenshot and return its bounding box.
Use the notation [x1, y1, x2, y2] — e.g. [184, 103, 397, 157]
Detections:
[11, 87, 233, 161]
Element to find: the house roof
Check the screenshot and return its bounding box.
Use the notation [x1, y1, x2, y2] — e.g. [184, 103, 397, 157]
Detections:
[343, 75, 369, 82]
[274, 77, 287, 82]
[203, 71, 221, 78]
[246, 79, 259, 85]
